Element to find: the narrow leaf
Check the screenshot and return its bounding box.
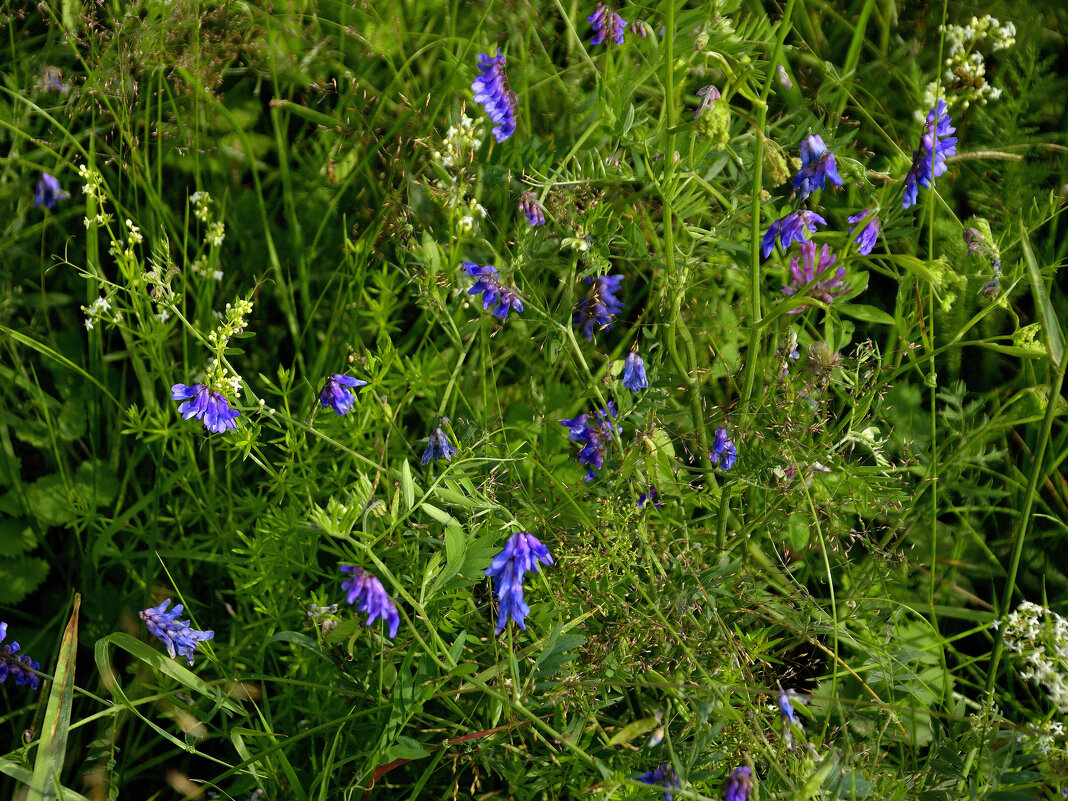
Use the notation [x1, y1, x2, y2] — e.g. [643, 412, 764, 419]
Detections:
[1019, 220, 1065, 368]
[30, 594, 80, 801]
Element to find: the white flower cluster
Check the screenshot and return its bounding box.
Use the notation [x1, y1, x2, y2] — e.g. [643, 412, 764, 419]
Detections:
[191, 190, 226, 249]
[995, 600, 1068, 713]
[82, 295, 113, 331]
[431, 112, 483, 169]
[78, 166, 113, 228]
[207, 297, 254, 350]
[1025, 720, 1065, 756]
[189, 255, 224, 282]
[108, 218, 143, 262]
[924, 15, 1016, 112]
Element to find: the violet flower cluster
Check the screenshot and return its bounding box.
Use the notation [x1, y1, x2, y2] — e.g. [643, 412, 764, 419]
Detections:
[462, 262, 524, 320]
[781, 242, 850, 309]
[518, 191, 546, 226]
[635, 763, 679, 800]
[847, 210, 880, 255]
[171, 383, 240, 433]
[34, 172, 69, 210]
[621, 351, 648, 391]
[0, 621, 40, 690]
[484, 532, 553, 633]
[576, 274, 624, 340]
[761, 210, 827, 260]
[422, 426, 458, 465]
[561, 401, 620, 481]
[340, 565, 400, 639]
[792, 135, 842, 200]
[139, 599, 215, 666]
[724, 766, 753, 801]
[903, 99, 958, 209]
[471, 50, 517, 142]
[587, 3, 627, 46]
[319, 373, 368, 415]
[711, 427, 737, 470]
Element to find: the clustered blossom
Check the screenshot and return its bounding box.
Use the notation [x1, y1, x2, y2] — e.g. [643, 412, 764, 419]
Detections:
[576, 274, 624, 340]
[761, 210, 827, 259]
[319, 374, 368, 416]
[693, 85, 721, 120]
[0, 622, 40, 690]
[792, 135, 842, 200]
[340, 565, 400, 639]
[561, 402, 620, 481]
[139, 599, 215, 666]
[724, 766, 753, 801]
[711, 427, 737, 470]
[621, 351, 648, 391]
[847, 210, 880, 255]
[995, 600, 1068, 713]
[782, 242, 850, 309]
[463, 262, 524, 320]
[171, 383, 240, 433]
[924, 15, 1015, 111]
[33, 172, 69, 209]
[518, 191, 546, 226]
[587, 3, 627, 46]
[471, 50, 517, 142]
[635, 763, 679, 800]
[422, 426, 458, 465]
[903, 99, 957, 209]
[484, 532, 553, 633]
[638, 486, 662, 509]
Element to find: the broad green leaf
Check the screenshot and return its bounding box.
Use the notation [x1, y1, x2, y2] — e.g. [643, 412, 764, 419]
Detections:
[607, 717, 660, 746]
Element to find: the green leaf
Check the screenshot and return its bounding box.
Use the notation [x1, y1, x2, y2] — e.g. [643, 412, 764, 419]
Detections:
[400, 459, 415, 512]
[840, 304, 896, 325]
[31, 594, 80, 801]
[383, 736, 429, 761]
[1019, 220, 1065, 368]
[607, 717, 660, 746]
[0, 556, 48, 604]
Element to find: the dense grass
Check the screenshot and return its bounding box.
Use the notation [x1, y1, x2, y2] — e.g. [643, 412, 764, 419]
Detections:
[2, 0, 1067, 799]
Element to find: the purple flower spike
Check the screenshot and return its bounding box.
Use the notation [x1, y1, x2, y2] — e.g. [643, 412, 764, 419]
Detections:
[792, 134, 843, 200]
[0, 622, 41, 690]
[484, 532, 553, 633]
[34, 172, 70, 209]
[139, 599, 214, 666]
[782, 242, 849, 309]
[518, 191, 546, 226]
[422, 426, 458, 465]
[847, 210, 880, 255]
[471, 49, 517, 143]
[903, 99, 957, 209]
[724, 766, 753, 801]
[561, 402, 620, 481]
[171, 383, 240, 433]
[636, 763, 680, 800]
[711, 427, 737, 470]
[779, 689, 802, 725]
[621, 351, 648, 391]
[588, 3, 627, 46]
[462, 262, 524, 320]
[761, 210, 827, 259]
[319, 374, 368, 416]
[340, 565, 400, 638]
[576, 274, 624, 340]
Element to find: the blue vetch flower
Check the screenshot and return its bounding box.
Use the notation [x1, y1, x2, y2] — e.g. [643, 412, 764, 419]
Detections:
[724, 766, 753, 801]
[761, 210, 827, 259]
[518, 191, 546, 226]
[319, 374, 368, 415]
[710, 427, 737, 470]
[561, 402, 620, 481]
[171, 383, 240, 433]
[484, 532, 553, 633]
[638, 486, 662, 509]
[792, 135, 843, 200]
[0, 622, 40, 690]
[782, 241, 849, 309]
[340, 565, 400, 638]
[422, 426, 458, 465]
[635, 763, 680, 800]
[471, 49, 517, 142]
[588, 3, 627, 46]
[34, 172, 70, 209]
[778, 689, 802, 725]
[847, 210, 880, 255]
[139, 599, 215, 666]
[462, 262, 524, 319]
[576, 274, 624, 340]
[902, 99, 957, 209]
[621, 351, 648, 391]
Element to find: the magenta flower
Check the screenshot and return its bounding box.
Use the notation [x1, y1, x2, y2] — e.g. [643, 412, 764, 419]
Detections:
[781, 242, 849, 309]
